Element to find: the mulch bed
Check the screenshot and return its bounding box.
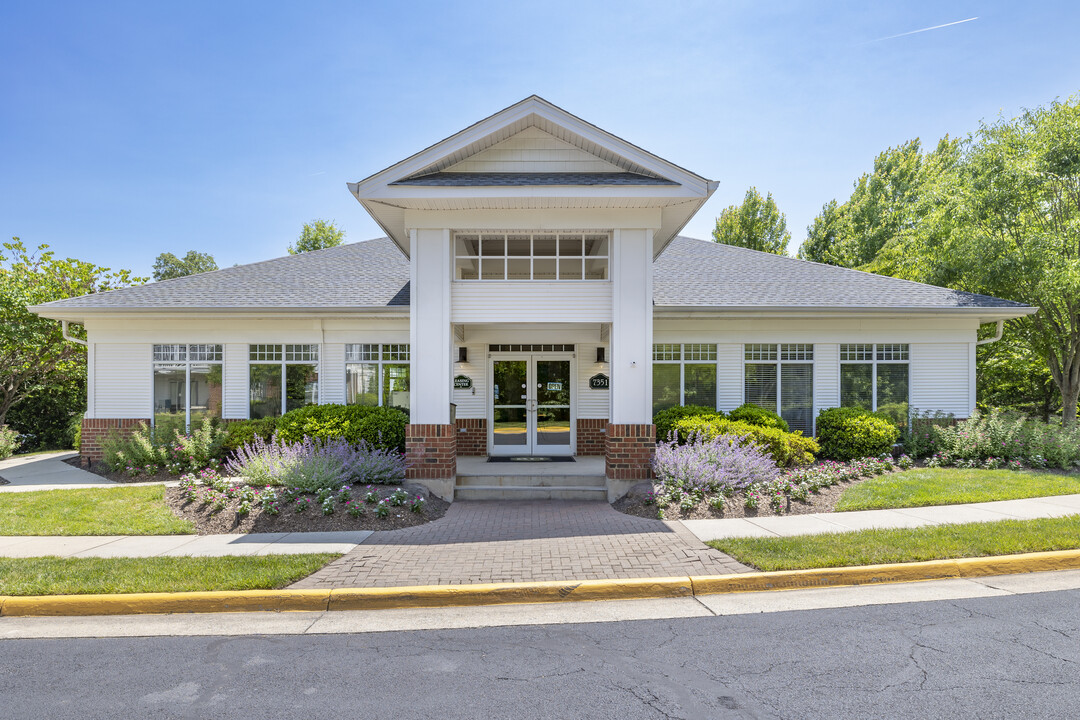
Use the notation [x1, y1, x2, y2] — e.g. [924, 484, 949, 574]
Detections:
[613, 474, 883, 521]
[165, 485, 450, 535]
[63, 456, 175, 484]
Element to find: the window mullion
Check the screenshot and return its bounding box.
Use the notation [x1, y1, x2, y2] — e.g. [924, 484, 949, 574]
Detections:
[776, 361, 782, 415]
[184, 363, 191, 432]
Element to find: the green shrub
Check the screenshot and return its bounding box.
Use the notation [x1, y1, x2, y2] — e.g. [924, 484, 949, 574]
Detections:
[932, 407, 1080, 469]
[0, 425, 20, 459]
[222, 418, 279, 453]
[727, 403, 790, 433]
[672, 416, 818, 467]
[653, 405, 721, 442]
[68, 414, 83, 452]
[275, 404, 408, 452]
[816, 407, 900, 461]
[101, 419, 227, 475]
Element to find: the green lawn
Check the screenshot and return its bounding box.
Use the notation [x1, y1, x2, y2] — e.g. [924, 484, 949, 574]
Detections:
[835, 468, 1080, 511]
[0, 486, 194, 536]
[709, 515, 1080, 571]
[0, 554, 338, 595]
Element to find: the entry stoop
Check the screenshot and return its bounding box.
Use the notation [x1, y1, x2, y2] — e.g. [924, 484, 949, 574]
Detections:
[454, 456, 608, 501]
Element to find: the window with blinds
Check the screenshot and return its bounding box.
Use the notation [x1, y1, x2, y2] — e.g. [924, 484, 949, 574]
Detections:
[743, 344, 815, 435]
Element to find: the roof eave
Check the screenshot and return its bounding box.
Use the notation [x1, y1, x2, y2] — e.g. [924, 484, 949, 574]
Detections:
[29, 305, 411, 322]
[653, 305, 1038, 320]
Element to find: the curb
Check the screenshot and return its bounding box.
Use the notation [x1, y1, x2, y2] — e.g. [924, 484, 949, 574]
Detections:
[3, 549, 1079, 617]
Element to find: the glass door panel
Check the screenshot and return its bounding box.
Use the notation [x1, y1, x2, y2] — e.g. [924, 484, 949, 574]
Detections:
[534, 360, 572, 453]
[492, 360, 529, 452]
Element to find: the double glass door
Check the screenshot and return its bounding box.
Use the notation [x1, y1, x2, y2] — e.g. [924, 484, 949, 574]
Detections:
[491, 355, 573, 456]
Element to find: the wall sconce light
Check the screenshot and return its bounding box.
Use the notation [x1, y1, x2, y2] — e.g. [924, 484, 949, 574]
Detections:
[596, 347, 606, 364]
[458, 346, 468, 364]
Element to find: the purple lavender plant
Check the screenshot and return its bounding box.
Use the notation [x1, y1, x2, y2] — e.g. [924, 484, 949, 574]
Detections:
[225, 434, 407, 491]
[653, 433, 778, 492]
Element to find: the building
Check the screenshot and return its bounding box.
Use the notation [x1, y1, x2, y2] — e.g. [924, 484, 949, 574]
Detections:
[31, 96, 1034, 501]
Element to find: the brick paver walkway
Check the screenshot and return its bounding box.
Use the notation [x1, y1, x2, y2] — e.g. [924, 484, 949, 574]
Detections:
[291, 500, 753, 589]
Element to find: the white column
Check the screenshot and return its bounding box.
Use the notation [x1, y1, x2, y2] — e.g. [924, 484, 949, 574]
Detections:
[409, 228, 453, 424]
[609, 228, 654, 424]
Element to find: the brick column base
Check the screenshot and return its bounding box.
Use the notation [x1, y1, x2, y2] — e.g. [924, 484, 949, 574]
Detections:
[80, 418, 151, 463]
[406, 423, 457, 479]
[605, 423, 655, 480]
[455, 418, 487, 456]
[576, 418, 608, 456]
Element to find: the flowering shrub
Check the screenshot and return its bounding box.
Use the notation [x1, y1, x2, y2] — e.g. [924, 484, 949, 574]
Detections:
[652, 405, 723, 442]
[101, 418, 226, 476]
[0, 425, 19, 459]
[653, 434, 779, 494]
[931, 408, 1080, 470]
[224, 435, 406, 490]
[649, 455, 897, 518]
[671, 417, 818, 466]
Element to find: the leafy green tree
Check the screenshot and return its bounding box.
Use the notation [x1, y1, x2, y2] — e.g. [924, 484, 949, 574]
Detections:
[0, 239, 143, 429]
[289, 219, 345, 254]
[873, 98, 1080, 424]
[798, 138, 960, 267]
[711, 188, 790, 254]
[152, 250, 218, 281]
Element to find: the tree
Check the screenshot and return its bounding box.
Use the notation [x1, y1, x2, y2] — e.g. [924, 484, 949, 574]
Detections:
[289, 219, 345, 254]
[152, 250, 218, 281]
[869, 98, 1080, 424]
[711, 188, 790, 254]
[0, 239, 144, 429]
[797, 138, 960, 267]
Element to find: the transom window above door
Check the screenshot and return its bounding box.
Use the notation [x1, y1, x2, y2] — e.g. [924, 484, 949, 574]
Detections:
[453, 231, 609, 280]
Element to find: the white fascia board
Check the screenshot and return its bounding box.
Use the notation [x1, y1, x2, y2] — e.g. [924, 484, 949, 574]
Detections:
[364, 184, 706, 202]
[349, 97, 713, 199]
[29, 306, 410, 322]
[403, 207, 662, 230]
[652, 306, 1038, 321]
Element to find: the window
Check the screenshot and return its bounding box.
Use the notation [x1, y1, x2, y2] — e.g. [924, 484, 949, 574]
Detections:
[153, 344, 223, 431]
[345, 344, 411, 410]
[744, 344, 815, 435]
[249, 344, 319, 419]
[652, 343, 718, 414]
[453, 232, 609, 280]
[841, 343, 909, 421]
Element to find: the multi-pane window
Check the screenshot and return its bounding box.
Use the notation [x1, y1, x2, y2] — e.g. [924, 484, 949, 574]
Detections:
[345, 344, 411, 410]
[153, 344, 223, 431]
[249, 344, 319, 419]
[840, 343, 909, 420]
[744, 344, 815, 435]
[453, 232, 609, 280]
[652, 343, 718, 415]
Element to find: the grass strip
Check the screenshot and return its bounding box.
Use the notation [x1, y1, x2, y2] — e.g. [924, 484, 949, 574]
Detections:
[0, 554, 339, 595]
[0, 486, 194, 536]
[709, 515, 1080, 572]
[835, 468, 1080, 511]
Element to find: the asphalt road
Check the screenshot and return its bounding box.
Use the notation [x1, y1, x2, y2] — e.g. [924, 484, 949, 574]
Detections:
[2, 588, 1078, 720]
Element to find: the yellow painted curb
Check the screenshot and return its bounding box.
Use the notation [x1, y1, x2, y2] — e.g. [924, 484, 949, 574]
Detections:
[328, 577, 693, 611]
[0, 589, 331, 617]
[3, 550, 1080, 617]
[691, 549, 1080, 596]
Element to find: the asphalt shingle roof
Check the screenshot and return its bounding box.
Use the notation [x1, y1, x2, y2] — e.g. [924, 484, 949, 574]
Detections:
[35, 235, 1029, 313]
[37, 238, 410, 310]
[391, 172, 677, 186]
[654, 236, 1028, 309]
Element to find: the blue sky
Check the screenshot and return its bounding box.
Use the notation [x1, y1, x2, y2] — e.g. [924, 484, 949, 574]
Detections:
[2, 1, 1078, 275]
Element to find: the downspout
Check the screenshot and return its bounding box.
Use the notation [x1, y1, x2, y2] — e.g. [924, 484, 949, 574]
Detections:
[61, 320, 87, 347]
[976, 320, 1005, 346]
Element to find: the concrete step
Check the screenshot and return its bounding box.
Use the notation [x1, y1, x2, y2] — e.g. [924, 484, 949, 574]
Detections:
[456, 474, 606, 488]
[453, 485, 609, 501]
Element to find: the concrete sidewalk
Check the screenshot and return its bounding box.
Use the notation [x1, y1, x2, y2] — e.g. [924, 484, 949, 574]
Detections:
[681, 493, 1080, 542]
[0, 531, 371, 558]
[0, 452, 120, 492]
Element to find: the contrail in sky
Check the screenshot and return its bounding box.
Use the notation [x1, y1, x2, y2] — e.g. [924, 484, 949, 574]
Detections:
[868, 16, 978, 43]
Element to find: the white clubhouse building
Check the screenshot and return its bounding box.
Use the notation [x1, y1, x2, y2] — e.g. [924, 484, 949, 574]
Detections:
[34, 97, 1033, 501]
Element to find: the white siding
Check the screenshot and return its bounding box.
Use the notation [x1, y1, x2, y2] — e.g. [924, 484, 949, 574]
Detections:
[451, 342, 488, 419]
[92, 343, 151, 418]
[610, 229, 653, 423]
[445, 127, 624, 174]
[716, 343, 743, 411]
[813, 343, 840, 416]
[223, 343, 249, 419]
[910, 343, 974, 417]
[577, 343, 610, 419]
[320, 343, 346, 405]
[452, 282, 612, 323]
[410, 228, 453, 424]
